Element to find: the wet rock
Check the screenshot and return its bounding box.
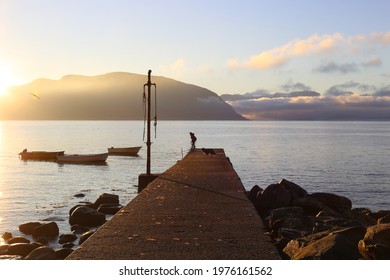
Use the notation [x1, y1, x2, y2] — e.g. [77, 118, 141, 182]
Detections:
[69, 206, 106, 227]
[59, 233, 77, 244]
[79, 230, 95, 245]
[358, 223, 390, 259]
[93, 193, 119, 208]
[71, 224, 89, 234]
[32, 222, 59, 239]
[0, 244, 10, 254]
[345, 208, 376, 227]
[7, 236, 30, 244]
[74, 193, 85, 198]
[19, 222, 42, 235]
[7, 243, 39, 257]
[55, 248, 74, 260]
[69, 203, 95, 215]
[62, 242, 75, 248]
[1, 232, 12, 241]
[97, 204, 123, 215]
[24, 246, 56, 260]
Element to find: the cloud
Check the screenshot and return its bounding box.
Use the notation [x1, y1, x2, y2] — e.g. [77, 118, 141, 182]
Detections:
[228, 94, 390, 120]
[362, 56, 382, 67]
[325, 81, 376, 96]
[227, 31, 390, 70]
[159, 59, 186, 75]
[281, 81, 312, 92]
[313, 62, 359, 74]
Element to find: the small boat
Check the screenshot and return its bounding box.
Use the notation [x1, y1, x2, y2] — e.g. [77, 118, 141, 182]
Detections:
[56, 153, 109, 164]
[108, 146, 142, 156]
[19, 149, 65, 161]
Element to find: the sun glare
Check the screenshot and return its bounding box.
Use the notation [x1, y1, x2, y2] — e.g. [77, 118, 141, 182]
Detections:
[0, 63, 18, 96]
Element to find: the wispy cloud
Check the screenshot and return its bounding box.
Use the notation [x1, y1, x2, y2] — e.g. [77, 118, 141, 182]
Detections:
[313, 62, 359, 74]
[227, 31, 390, 70]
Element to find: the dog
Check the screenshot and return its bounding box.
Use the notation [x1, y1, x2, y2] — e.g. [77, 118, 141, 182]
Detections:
[201, 148, 216, 157]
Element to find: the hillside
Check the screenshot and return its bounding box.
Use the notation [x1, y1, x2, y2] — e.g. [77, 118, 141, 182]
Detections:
[0, 72, 245, 120]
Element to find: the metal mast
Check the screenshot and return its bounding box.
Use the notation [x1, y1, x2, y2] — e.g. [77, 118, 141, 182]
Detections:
[144, 70, 156, 175]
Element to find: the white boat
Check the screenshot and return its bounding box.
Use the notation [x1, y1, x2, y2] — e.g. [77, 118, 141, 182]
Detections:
[57, 153, 109, 164]
[107, 146, 141, 156]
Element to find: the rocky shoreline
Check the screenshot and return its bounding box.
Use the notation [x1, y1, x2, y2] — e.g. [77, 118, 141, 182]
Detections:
[0, 193, 123, 260]
[248, 179, 390, 260]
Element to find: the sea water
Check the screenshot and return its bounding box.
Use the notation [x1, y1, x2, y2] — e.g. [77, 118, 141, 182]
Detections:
[0, 120, 389, 239]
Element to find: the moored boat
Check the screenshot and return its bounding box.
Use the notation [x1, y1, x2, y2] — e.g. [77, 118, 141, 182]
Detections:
[56, 153, 109, 164]
[19, 149, 65, 161]
[107, 146, 141, 156]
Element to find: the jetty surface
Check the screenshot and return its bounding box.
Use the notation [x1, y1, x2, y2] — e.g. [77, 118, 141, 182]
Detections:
[66, 149, 280, 259]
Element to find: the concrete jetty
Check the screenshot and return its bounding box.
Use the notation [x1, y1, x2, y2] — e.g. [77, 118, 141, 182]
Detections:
[66, 149, 280, 260]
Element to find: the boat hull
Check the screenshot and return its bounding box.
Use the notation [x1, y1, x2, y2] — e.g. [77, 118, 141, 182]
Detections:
[57, 153, 109, 164]
[19, 150, 65, 161]
[108, 146, 141, 156]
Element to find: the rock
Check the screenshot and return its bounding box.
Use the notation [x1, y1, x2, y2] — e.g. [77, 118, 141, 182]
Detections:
[71, 224, 89, 234]
[279, 179, 308, 201]
[345, 208, 376, 227]
[330, 226, 367, 245]
[32, 222, 59, 239]
[79, 230, 95, 245]
[69, 206, 106, 227]
[93, 193, 119, 208]
[7, 243, 39, 257]
[292, 195, 340, 216]
[247, 185, 262, 202]
[377, 214, 390, 224]
[55, 248, 74, 260]
[256, 183, 291, 213]
[6, 236, 30, 244]
[34, 237, 48, 245]
[24, 246, 56, 260]
[97, 204, 123, 215]
[0, 244, 9, 254]
[358, 223, 390, 259]
[62, 242, 75, 248]
[69, 203, 95, 215]
[1, 232, 12, 241]
[283, 239, 306, 259]
[74, 193, 85, 198]
[291, 233, 360, 260]
[311, 192, 352, 214]
[58, 233, 77, 244]
[19, 222, 42, 235]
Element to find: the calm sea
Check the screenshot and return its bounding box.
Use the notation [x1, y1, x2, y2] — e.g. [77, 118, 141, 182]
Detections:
[1, 120, 389, 243]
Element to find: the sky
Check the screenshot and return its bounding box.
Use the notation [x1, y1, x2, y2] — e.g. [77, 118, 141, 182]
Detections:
[1, 0, 390, 119]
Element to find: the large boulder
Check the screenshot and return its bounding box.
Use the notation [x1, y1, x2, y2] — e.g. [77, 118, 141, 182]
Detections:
[7, 243, 39, 258]
[255, 183, 291, 213]
[97, 204, 123, 215]
[292, 195, 340, 216]
[279, 179, 308, 201]
[24, 246, 56, 260]
[19, 222, 42, 235]
[32, 222, 59, 239]
[6, 236, 30, 244]
[358, 223, 390, 259]
[69, 206, 106, 227]
[93, 193, 119, 208]
[58, 233, 77, 244]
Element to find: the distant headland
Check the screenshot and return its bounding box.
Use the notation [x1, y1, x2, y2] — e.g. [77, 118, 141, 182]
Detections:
[0, 72, 245, 121]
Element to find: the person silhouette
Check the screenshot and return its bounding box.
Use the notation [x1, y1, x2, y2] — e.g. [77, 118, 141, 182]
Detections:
[189, 132, 197, 151]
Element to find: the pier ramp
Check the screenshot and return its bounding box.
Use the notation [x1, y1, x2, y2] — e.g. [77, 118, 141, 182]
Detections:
[66, 149, 280, 259]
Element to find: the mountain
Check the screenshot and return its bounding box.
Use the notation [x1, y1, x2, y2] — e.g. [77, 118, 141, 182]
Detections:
[0, 72, 245, 120]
